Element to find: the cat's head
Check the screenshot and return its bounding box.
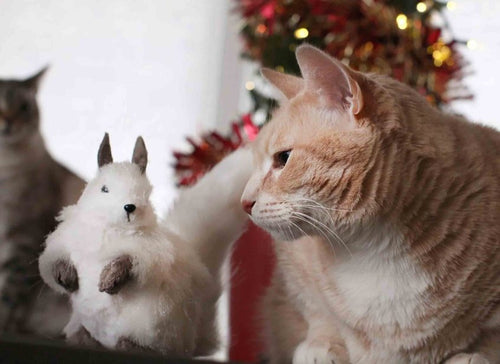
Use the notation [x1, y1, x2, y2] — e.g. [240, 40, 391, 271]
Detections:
[0, 67, 47, 145]
[77, 133, 156, 229]
[241, 45, 401, 241]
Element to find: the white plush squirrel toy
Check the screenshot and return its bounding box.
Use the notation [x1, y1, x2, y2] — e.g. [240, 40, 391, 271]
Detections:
[38, 133, 251, 356]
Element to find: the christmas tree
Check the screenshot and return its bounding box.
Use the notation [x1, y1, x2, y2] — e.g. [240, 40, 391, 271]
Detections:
[174, 0, 471, 185]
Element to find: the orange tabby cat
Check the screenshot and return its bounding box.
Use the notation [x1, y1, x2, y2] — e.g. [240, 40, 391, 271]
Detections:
[241, 45, 500, 363]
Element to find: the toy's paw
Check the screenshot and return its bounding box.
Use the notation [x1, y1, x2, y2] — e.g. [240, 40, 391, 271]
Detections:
[98, 255, 133, 294]
[444, 353, 489, 364]
[116, 337, 151, 353]
[52, 259, 79, 292]
[293, 339, 348, 364]
[66, 326, 102, 348]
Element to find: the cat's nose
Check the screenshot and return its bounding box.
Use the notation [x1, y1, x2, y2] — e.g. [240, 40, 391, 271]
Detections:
[124, 204, 136, 213]
[241, 200, 255, 215]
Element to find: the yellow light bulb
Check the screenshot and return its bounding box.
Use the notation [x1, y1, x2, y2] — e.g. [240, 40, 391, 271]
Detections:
[294, 28, 309, 39]
[432, 50, 443, 61]
[447, 1, 457, 11]
[396, 14, 408, 30]
[467, 39, 478, 50]
[416, 2, 427, 13]
[440, 45, 451, 60]
[245, 81, 255, 91]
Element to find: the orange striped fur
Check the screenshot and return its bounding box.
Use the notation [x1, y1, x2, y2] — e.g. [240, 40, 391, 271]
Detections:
[242, 45, 500, 363]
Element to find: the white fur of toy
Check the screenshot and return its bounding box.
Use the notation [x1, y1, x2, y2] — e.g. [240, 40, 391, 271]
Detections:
[39, 141, 253, 356]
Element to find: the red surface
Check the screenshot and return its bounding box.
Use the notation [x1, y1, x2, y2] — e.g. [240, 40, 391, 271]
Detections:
[229, 223, 275, 363]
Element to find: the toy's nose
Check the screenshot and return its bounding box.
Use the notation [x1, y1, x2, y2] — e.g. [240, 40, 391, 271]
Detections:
[124, 204, 136, 213]
[241, 200, 255, 215]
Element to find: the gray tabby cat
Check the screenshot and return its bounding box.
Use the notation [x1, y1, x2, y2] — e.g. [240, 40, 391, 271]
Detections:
[0, 68, 85, 336]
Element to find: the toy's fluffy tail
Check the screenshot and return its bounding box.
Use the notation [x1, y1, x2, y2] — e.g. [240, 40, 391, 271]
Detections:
[164, 147, 253, 279]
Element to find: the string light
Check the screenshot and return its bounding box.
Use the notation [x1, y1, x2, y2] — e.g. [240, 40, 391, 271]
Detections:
[294, 27, 309, 39]
[447, 1, 457, 11]
[466, 39, 478, 50]
[396, 14, 408, 30]
[256, 24, 267, 35]
[432, 45, 451, 67]
[245, 81, 255, 91]
[416, 2, 427, 13]
[237, 0, 471, 107]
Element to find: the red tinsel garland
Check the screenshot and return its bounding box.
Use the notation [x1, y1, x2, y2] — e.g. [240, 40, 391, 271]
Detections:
[173, 114, 259, 187]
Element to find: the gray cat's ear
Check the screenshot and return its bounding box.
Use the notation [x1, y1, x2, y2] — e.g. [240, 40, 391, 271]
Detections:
[261, 68, 304, 100]
[132, 136, 147, 174]
[98, 133, 113, 168]
[22, 66, 49, 92]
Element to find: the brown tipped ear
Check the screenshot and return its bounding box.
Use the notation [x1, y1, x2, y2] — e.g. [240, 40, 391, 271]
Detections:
[98, 133, 113, 168]
[22, 66, 49, 92]
[261, 68, 304, 100]
[296, 44, 363, 115]
[132, 136, 148, 174]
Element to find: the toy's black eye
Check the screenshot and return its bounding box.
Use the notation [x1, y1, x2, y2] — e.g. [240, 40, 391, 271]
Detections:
[273, 150, 291, 168]
[101, 185, 109, 193]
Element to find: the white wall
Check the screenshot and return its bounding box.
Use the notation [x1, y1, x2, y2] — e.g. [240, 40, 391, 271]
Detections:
[438, 1, 500, 129]
[0, 0, 233, 213]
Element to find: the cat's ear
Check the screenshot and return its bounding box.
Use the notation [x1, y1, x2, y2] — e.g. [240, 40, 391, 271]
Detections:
[261, 68, 304, 100]
[296, 45, 363, 115]
[98, 133, 113, 168]
[22, 66, 49, 92]
[132, 136, 148, 174]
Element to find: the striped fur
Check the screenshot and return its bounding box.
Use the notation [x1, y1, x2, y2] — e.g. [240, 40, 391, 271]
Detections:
[242, 45, 500, 363]
[0, 70, 85, 336]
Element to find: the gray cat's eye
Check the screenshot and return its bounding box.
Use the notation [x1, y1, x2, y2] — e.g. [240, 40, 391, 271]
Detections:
[19, 102, 29, 112]
[101, 185, 109, 193]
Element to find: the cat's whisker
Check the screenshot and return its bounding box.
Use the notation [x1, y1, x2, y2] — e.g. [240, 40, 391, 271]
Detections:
[293, 211, 352, 257]
[292, 202, 354, 232]
[35, 282, 48, 300]
[292, 198, 352, 212]
[28, 279, 45, 290]
[289, 219, 336, 257]
[287, 226, 294, 241]
[291, 213, 337, 256]
[289, 220, 308, 238]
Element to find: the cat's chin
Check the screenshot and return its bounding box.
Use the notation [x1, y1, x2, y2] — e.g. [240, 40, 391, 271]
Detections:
[269, 230, 304, 242]
[251, 218, 307, 242]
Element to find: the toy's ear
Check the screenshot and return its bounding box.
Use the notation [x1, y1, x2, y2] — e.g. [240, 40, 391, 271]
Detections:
[132, 136, 147, 174]
[98, 133, 113, 168]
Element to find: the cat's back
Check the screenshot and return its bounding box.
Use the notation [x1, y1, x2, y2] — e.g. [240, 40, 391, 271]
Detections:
[0, 137, 83, 226]
[445, 112, 500, 167]
[52, 162, 85, 207]
[379, 73, 500, 168]
[378, 74, 500, 216]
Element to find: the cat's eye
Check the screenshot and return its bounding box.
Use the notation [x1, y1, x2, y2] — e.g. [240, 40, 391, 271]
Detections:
[101, 185, 109, 193]
[19, 102, 29, 112]
[273, 150, 291, 168]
